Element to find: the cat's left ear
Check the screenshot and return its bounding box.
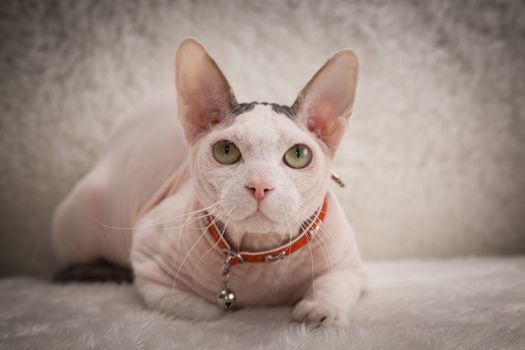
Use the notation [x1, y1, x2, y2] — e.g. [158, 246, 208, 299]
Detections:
[292, 50, 359, 156]
[175, 38, 237, 144]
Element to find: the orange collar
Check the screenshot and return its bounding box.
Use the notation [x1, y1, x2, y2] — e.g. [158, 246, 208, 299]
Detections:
[204, 195, 328, 266]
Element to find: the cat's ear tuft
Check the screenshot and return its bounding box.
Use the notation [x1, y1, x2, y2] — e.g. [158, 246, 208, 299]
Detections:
[175, 38, 237, 144]
[292, 50, 359, 156]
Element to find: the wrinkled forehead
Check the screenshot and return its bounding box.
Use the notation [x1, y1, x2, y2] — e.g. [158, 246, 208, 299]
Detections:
[216, 104, 308, 150]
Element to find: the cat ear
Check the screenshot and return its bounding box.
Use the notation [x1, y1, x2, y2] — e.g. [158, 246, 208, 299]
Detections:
[175, 38, 237, 143]
[292, 50, 359, 156]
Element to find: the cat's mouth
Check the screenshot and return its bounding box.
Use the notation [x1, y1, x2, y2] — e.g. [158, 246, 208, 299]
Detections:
[242, 208, 275, 222]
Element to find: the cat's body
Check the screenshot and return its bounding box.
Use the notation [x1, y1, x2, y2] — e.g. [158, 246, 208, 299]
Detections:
[53, 92, 185, 268]
[53, 39, 366, 326]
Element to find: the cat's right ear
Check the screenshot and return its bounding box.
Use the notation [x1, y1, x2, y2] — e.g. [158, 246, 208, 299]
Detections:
[175, 38, 237, 144]
[292, 50, 359, 156]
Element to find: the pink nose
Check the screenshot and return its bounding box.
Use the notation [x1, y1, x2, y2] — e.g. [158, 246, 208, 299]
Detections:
[245, 181, 274, 202]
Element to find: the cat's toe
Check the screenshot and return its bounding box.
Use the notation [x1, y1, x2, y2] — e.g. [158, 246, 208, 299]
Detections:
[292, 299, 349, 328]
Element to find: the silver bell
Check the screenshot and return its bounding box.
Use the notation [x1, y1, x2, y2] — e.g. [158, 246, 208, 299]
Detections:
[216, 288, 236, 309]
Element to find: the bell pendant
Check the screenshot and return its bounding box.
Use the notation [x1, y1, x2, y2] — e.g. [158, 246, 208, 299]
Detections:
[216, 288, 236, 309]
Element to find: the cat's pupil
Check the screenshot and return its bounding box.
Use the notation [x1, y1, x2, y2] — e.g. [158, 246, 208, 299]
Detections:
[224, 144, 230, 154]
[295, 147, 300, 158]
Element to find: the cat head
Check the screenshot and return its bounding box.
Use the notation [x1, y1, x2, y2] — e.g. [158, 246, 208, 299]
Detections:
[175, 38, 358, 234]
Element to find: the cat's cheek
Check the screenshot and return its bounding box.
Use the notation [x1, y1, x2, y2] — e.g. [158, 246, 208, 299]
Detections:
[282, 156, 326, 187]
[219, 182, 258, 220]
[260, 189, 301, 223]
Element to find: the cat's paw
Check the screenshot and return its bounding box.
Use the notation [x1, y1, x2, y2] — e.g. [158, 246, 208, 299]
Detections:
[135, 277, 225, 321]
[292, 299, 349, 328]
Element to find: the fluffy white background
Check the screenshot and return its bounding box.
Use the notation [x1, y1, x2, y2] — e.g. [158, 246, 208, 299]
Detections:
[1, 0, 524, 277]
[1, 258, 524, 349]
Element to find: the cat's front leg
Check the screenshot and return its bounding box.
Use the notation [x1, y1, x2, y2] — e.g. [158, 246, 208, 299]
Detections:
[134, 276, 225, 321]
[131, 200, 225, 321]
[292, 268, 366, 327]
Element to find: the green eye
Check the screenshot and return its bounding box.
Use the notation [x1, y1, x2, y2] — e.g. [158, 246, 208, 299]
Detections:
[283, 144, 312, 169]
[212, 140, 241, 165]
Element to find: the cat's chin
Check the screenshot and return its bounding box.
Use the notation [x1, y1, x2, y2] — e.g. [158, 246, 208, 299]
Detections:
[243, 209, 274, 222]
[231, 211, 289, 235]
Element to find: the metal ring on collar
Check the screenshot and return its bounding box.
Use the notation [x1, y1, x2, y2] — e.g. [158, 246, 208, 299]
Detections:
[223, 249, 245, 264]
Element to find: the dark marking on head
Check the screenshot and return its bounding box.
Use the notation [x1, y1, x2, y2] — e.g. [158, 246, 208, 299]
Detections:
[269, 103, 296, 118]
[231, 102, 257, 116]
[231, 101, 296, 119]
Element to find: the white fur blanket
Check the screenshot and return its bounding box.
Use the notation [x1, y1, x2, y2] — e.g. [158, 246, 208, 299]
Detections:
[1, 258, 524, 349]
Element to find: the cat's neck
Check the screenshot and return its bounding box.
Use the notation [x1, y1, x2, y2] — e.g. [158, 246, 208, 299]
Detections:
[222, 223, 304, 252]
[202, 205, 323, 252]
[194, 196, 325, 253]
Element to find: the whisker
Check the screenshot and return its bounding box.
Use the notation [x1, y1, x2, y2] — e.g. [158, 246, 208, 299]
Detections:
[306, 222, 316, 298]
[191, 215, 231, 295]
[93, 200, 222, 232]
[287, 209, 317, 298]
[174, 202, 222, 258]
[160, 207, 221, 231]
[256, 218, 295, 298]
[311, 233, 334, 274]
[294, 211, 335, 274]
[152, 201, 224, 230]
[169, 208, 231, 300]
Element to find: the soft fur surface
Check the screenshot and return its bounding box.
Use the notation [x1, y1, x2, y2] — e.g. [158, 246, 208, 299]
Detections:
[1, 0, 525, 277]
[1, 258, 524, 349]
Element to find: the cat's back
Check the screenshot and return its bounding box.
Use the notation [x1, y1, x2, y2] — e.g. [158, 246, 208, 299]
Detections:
[96, 90, 188, 218]
[53, 91, 188, 267]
